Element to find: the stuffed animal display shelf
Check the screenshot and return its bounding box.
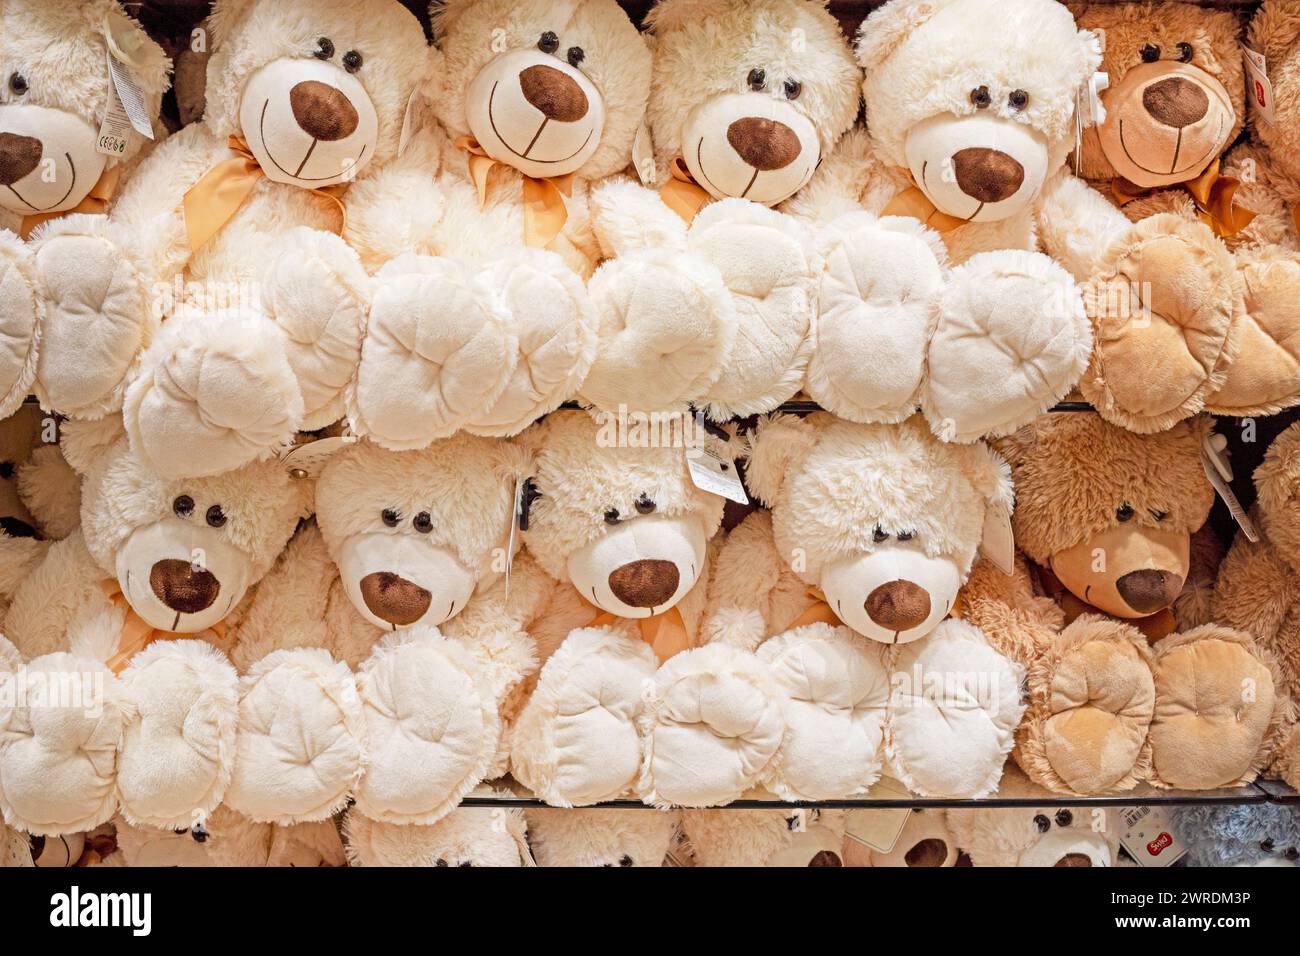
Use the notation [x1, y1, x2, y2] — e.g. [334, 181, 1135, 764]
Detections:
[0, 0, 1297, 870]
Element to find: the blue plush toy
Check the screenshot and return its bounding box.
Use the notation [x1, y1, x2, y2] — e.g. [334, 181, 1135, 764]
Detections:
[1174, 805, 1300, 867]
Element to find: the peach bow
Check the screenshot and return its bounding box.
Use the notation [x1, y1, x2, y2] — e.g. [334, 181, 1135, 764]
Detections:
[99, 579, 232, 675]
[19, 164, 122, 239]
[456, 136, 574, 249]
[660, 157, 713, 225]
[583, 598, 691, 664]
[182, 135, 347, 253]
[1111, 158, 1256, 240]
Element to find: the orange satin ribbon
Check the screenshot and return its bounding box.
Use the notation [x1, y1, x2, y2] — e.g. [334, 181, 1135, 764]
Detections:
[99, 579, 232, 675]
[881, 172, 969, 233]
[182, 135, 347, 253]
[456, 136, 574, 249]
[660, 157, 713, 225]
[1111, 158, 1256, 240]
[583, 598, 690, 664]
[19, 164, 122, 239]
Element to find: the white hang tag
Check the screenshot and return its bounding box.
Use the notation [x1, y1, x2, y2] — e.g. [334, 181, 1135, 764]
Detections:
[97, 66, 134, 158]
[397, 90, 418, 157]
[1201, 435, 1258, 542]
[1242, 45, 1275, 127]
[687, 444, 748, 504]
[843, 777, 913, 852]
[275, 435, 356, 480]
[106, 52, 153, 140]
[504, 477, 523, 601]
[632, 121, 656, 186]
[979, 499, 1016, 575]
[1118, 805, 1187, 867]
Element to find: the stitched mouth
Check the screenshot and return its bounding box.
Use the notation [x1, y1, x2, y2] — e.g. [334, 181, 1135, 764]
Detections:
[920, 158, 984, 222]
[1118, 113, 1225, 178]
[259, 99, 366, 182]
[5, 151, 77, 211]
[488, 81, 593, 166]
[696, 136, 814, 203]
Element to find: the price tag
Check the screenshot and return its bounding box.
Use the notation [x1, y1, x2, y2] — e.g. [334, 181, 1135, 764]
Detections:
[1118, 805, 1186, 867]
[1242, 45, 1275, 127]
[107, 51, 154, 139]
[687, 443, 748, 504]
[1201, 434, 1258, 542]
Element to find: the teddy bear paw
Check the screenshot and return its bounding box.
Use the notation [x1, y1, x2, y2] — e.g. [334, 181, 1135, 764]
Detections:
[115, 640, 238, 830]
[803, 212, 942, 424]
[582, 248, 735, 415]
[466, 250, 597, 436]
[509, 627, 658, 806]
[0, 230, 40, 419]
[28, 222, 148, 419]
[637, 643, 785, 807]
[1018, 616, 1155, 795]
[925, 249, 1090, 442]
[1080, 214, 1238, 433]
[261, 226, 370, 432]
[350, 254, 516, 449]
[353, 631, 499, 825]
[686, 199, 818, 419]
[886, 620, 1024, 798]
[225, 648, 364, 824]
[1147, 626, 1279, 790]
[123, 308, 304, 479]
[757, 623, 892, 800]
[0, 654, 125, 835]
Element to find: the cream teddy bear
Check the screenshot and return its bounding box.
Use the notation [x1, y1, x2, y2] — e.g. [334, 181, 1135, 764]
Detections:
[638, 413, 1024, 807]
[221, 434, 536, 830]
[343, 802, 532, 867]
[526, 807, 678, 866]
[32, 0, 428, 480]
[344, 0, 651, 449]
[0, 1, 170, 423]
[0, 415, 309, 836]
[579, 0, 861, 421]
[104, 806, 345, 867]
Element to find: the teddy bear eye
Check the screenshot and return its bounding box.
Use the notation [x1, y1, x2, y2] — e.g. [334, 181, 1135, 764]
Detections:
[206, 505, 227, 528]
[413, 511, 433, 533]
[634, 494, 656, 515]
[538, 31, 559, 55]
[1176, 42, 1193, 63]
[618, 854, 633, 867]
[567, 47, 585, 68]
[1141, 43, 1161, 63]
[381, 508, 401, 527]
[173, 495, 195, 518]
[748, 68, 766, 91]
[873, 526, 888, 543]
[435, 858, 448, 867]
[783, 78, 802, 100]
[1008, 89, 1029, 110]
[1055, 809, 1073, 827]
[458, 860, 473, 867]
[8, 73, 27, 95]
[314, 37, 335, 60]
[970, 85, 992, 109]
[897, 530, 915, 542]
[1150, 508, 1168, 521]
[190, 823, 208, 843]
[342, 50, 363, 73]
[1116, 503, 1135, 522]
[604, 508, 622, 525]
[1260, 838, 1276, 852]
[1286, 847, 1299, 861]
[1033, 814, 1050, 833]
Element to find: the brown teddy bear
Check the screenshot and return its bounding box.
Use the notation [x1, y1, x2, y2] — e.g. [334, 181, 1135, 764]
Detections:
[1212, 418, 1300, 792]
[1068, 3, 1300, 432]
[959, 411, 1287, 795]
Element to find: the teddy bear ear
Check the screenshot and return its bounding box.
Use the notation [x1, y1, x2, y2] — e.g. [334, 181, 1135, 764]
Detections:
[743, 414, 819, 507]
[206, 0, 256, 51]
[645, 0, 732, 35]
[58, 415, 126, 477]
[855, 1, 942, 70]
[502, 807, 535, 866]
[957, 442, 1014, 514]
[1253, 420, 1300, 522]
[94, 3, 172, 107]
[1249, 0, 1300, 72]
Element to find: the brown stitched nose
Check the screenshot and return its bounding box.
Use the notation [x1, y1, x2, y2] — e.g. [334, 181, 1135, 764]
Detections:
[607, 559, 679, 608]
[289, 80, 359, 141]
[519, 64, 588, 122]
[1055, 853, 1093, 868]
[1143, 76, 1209, 129]
[149, 559, 220, 614]
[360, 571, 432, 626]
[726, 117, 801, 171]
[952, 146, 1024, 204]
[0, 132, 42, 185]
[808, 851, 842, 867]
[865, 579, 931, 631]
[904, 838, 950, 867]
[1115, 569, 1183, 614]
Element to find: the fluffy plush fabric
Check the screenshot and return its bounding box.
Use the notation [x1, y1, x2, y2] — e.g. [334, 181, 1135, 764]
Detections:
[110, 805, 346, 867]
[1174, 804, 1300, 867]
[526, 807, 677, 866]
[681, 807, 847, 866]
[343, 802, 531, 867]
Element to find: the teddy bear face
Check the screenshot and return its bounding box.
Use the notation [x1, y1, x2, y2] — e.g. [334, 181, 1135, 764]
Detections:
[858, 0, 1100, 224]
[343, 806, 530, 866]
[644, 0, 860, 207]
[519, 411, 724, 618]
[747, 415, 1011, 645]
[1176, 804, 1300, 867]
[526, 808, 677, 866]
[202, 0, 428, 188]
[431, 0, 650, 182]
[683, 808, 846, 866]
[952, 803, 1117, 867]
[0, 0, 168, 217]
[314, 435, 528, 632]
[1073, 3, 1244, 189]
[76, 435, 307, 633]
[996, 412, 1214, 620]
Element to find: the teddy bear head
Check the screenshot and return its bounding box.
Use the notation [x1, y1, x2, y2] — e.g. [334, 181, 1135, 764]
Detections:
[1072, 3, 1244, 189]
[1174, 804, 1300, 867]
[314, 434, 530, 632]
[64, 417, 309, 634]
[343, 804, 532, 866]
[430, 0, 650, 182]
[526, 808, 677, 866]
[517, 410, 726, 618]
[1246, 419, 1300, 574]
[201, 0, 428, 188]
[745, 413, 1013, 645]
[683, 807, 846, 866]
[0, 0, 169, 218]
[857, 0, 1101, 223]
[643, 0, 860, 207]
[1244, 2, 1300, 188]
[995, 412, 1214, 620]
[113, 807, 345, 867]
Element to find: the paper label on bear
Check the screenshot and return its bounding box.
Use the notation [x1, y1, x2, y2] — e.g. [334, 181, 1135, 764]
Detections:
[843, 777, 913, 852]
[106, 52, 153, 140]
[1200, 438, 1258, 542]
[687, 445, 748, 504]
[979, 499, 1016, 575]
[1118, 805, 1187, 867]
[503, 477, 523, 600]
[274, 435, 356, 480]
[1243, 45, 1275, 127]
